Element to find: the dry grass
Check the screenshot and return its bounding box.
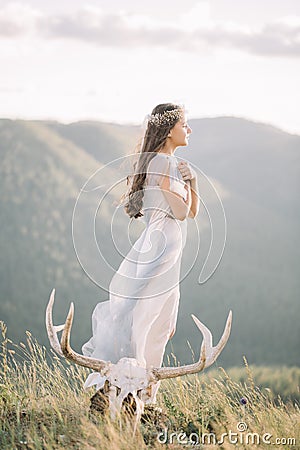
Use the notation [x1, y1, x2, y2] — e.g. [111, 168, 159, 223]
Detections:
[0, 322, 299, 449]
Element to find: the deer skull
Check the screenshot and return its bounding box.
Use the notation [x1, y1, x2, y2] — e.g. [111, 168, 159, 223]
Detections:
[46, 289, 232, 425]
[84, 357, 155, 421]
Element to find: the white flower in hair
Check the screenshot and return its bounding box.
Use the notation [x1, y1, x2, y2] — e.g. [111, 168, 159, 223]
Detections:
[148, 109, 183, 127]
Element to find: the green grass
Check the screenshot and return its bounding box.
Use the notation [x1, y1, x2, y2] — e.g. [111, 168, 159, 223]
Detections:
[0, 322, 299, 449]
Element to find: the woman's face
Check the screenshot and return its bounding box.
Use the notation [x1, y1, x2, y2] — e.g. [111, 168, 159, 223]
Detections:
[169, 113, 192, 147]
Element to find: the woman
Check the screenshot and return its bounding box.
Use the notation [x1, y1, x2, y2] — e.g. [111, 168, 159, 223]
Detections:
[82, 103, 199, 403]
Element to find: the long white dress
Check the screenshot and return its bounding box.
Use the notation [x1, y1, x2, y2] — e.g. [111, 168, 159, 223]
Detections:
[82, 153, 188, 401]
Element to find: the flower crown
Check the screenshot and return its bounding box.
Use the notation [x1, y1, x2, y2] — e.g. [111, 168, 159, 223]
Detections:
[147, 108, 183, 127]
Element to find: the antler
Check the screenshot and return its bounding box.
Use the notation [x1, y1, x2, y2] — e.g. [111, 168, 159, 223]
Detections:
[46, 289, 110, 372]
[46, 290, 232, 380]
[151, 311, 232, 380]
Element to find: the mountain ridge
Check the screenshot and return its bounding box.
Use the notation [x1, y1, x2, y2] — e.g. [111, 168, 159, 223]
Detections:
[0, 117, 299, 367]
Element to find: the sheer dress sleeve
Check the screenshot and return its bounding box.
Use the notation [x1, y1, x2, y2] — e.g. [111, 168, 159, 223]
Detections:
[146, 154, 187, 201]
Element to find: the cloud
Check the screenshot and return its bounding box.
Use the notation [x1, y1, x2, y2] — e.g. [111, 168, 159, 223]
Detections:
[0, 86, 24, 93]
[0, 3, 40, 37]
[1, 4, 300, 58]
[0, 19, 24, 37]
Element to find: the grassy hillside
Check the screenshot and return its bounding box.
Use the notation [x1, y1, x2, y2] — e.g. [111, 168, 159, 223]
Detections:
[0, 324, 299, 449]
[45, 120, 139, 163]
[0, 117, 299, 367]
[186, 117, 300, 218]
[169, 117, 300, 366]
[0, 119, 117, 347]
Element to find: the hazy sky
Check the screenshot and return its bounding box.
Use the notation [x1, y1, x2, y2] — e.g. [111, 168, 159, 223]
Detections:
[1, 0, 300, 133]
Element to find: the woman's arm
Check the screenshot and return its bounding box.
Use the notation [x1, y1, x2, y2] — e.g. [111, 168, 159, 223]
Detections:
[160, 171, 192, 221]
[187, 178, 199, 218]
[178, 161, 199, 219]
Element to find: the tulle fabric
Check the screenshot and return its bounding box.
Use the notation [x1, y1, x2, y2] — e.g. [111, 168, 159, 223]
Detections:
[82, 153, 187, 395]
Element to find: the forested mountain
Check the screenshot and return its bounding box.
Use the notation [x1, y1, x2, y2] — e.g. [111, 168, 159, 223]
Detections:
[0, 117, 299, 367]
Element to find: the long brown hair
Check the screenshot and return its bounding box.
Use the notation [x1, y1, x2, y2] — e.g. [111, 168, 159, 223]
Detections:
[124, 103, 183, 218]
